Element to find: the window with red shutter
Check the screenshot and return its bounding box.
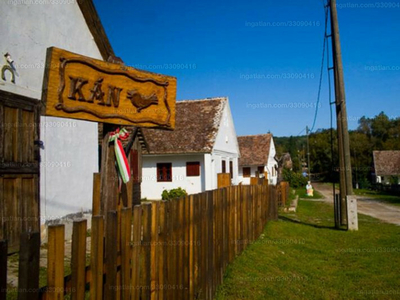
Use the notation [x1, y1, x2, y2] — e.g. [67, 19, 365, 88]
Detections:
[186, 161, 200, 176]
[230, 161, 233, 179]
[222, 160, 226, 173]
[243, 167, 251, 178]
[157, 163, 172, 182]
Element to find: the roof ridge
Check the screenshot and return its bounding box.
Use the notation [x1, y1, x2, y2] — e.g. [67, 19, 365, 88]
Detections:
[238, 133, 273, 138]
[178, 97, 228, 103]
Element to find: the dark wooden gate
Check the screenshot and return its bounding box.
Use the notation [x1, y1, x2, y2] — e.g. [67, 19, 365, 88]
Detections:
[0, 90, 40, 253]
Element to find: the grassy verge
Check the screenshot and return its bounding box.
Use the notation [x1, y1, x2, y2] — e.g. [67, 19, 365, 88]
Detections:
[354, 189, 400, 206]
[215, 199, 400, 300]
[294, 188, 324, 200]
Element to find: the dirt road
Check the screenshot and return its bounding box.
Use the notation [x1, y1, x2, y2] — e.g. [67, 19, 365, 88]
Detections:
[312, 182, 400, 226]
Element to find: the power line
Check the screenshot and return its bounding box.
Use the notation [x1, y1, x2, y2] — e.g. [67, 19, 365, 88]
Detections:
[310, 5, 329, 133]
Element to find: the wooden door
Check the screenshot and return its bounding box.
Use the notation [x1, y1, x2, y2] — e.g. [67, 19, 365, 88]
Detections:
[0, 91, 40, 253]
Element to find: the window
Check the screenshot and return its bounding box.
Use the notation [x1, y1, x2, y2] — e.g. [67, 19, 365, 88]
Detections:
[186, 161, 200, 177]
[222, 160, 226, 173]
[243, 167, 251, 178]
[230, 161, 233, 179]
[157, 163, 172, 182]
[258, 166, 264, 175]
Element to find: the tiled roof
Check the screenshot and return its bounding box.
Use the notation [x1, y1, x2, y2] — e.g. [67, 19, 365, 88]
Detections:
[238, 134, 272, 166]
[142, 97, 227, 154]
[373, 150, 400, 176]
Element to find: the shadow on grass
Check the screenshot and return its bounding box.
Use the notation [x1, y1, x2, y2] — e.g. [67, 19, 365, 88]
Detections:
[278, 215, 347, 231]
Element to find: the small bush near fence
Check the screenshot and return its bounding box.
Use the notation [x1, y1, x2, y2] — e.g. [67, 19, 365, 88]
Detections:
[161, 187, 188, 200]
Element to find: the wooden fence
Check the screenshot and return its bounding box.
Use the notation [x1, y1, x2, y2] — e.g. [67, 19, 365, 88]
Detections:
[1, 183, 288, 300]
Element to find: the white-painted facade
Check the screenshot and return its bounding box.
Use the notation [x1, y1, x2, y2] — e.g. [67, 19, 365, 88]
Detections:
[237, 137, 278, 185]
[142, 101, 239, 199]
[1, 2, 103, 223]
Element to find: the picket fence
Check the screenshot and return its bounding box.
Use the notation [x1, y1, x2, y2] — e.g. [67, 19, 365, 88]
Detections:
[0, 183, 289, 300]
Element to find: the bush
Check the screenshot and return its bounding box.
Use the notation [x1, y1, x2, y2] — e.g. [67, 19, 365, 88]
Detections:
[283, 169, 308, 188]
[161, 187, 188, 200]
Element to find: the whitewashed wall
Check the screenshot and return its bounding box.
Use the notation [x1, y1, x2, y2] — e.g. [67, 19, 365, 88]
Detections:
[0, 2, 103, 224]
[142, 154, 205, 200]
[212, 100, 240, 187]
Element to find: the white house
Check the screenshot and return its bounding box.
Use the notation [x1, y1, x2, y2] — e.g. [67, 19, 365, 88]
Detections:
[0, 0, 114, 237]
[237, 134, 278, 185]
[373, 150, 400, 185]
[141, 97, 240, 199]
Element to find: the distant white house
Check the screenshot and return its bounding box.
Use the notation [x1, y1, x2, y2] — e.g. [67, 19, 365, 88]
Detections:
[141, 97, 240, 199]
[373, 150, 400, 185]
[237, 134, 278, 185]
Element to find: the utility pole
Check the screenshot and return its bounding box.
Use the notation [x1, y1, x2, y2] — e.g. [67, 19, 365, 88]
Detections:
[329, 0, 354, 227]
[306, 126, 311, 182]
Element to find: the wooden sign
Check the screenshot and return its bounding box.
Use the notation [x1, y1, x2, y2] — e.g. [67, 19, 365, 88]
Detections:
[42, 47, 176, 129]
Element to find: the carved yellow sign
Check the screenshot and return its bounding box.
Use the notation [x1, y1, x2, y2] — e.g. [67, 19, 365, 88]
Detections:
[42, 47, 176, 129]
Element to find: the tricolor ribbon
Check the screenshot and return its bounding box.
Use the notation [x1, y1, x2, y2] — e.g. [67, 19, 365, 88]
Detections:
[109, 128, 131, 184]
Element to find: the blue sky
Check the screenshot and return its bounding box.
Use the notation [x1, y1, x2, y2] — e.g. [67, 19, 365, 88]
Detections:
[94, 0, 400, 137]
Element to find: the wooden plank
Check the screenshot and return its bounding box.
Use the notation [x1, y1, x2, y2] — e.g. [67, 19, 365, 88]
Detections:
[105, 211, 118, 300]
[193, 195, 200, 299]
[17, 232, 40, 300]
[92, 173, 101, 216]
[130, 205, 142, 300]
[47, 224, 65, 300]
[4, 177, 21, 253]
[0, 101, 4, 163]
[71, 220, 87, 300]
[217, 173, 231, 189]
[183, 196, 190, 299]
[90, 216, 104, 300]
[42, 47, 177, 129]
[140, 203, 152, 300]
[207, 191, 214, 300]
[99, 132, 119, 224]
[188, 196, 194, 300]
[150, 201, 159, 300]
[3, 106, 15, 162]
[158, 201, 167, 300]
[121, 208, 132, 300]
[176, 197, 184, 300]
[165, 201, 175, 299]
[0, 240, 7, 300]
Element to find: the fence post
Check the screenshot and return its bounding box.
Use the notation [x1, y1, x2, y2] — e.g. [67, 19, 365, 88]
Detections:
[105, 211, 118, 300]
[90, 216, 104, 300]
[71, 220, 87, 300]
[47, 224, 65, 300]
[0, 240, 7, 300]
[121, 208, 132, 300]
[150, 201, 159, 300]
[17, 232, 40, 300]
[130, 205, 142, 300]
[158, 201, 167, 300]
[141, 203, 152, 300]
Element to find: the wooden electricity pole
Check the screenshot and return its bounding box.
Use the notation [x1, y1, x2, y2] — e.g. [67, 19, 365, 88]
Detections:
[329, 0, 353, 226]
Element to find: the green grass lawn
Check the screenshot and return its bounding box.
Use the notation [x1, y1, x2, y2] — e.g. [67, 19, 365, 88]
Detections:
[215, 199, 400, 300]
[294, 187, 324, 200]
[354, 189, 400, 206]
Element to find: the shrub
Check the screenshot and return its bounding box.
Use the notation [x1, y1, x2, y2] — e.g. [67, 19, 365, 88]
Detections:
[161, 187, 188, 200]
[283, 169, 308, 188]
